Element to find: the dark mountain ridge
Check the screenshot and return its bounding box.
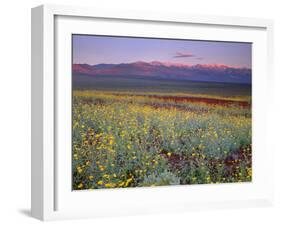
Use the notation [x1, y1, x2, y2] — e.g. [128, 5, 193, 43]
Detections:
[73, 61, 251, 84]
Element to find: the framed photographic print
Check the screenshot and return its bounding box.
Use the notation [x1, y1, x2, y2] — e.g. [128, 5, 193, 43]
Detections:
[31, 4, 274, 221]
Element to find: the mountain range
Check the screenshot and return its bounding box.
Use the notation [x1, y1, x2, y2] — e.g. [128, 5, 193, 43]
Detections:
[73, 61, 251, 84]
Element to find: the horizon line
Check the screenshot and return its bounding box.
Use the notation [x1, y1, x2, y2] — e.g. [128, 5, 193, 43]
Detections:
[72, 60, 251, 70]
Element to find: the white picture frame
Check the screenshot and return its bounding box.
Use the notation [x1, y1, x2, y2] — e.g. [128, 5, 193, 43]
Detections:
[31, 4, 274, 221]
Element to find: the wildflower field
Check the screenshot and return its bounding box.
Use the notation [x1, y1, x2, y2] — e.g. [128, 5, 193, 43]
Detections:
[72, 89, 252, 190]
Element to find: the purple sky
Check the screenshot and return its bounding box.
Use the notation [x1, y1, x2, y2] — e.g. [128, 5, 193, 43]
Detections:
[73, 35, 252, 68]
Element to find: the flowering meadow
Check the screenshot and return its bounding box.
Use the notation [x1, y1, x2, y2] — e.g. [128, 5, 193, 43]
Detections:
[72, 91, 252, 190]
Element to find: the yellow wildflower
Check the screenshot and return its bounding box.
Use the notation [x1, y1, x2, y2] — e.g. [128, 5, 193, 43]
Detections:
[99, 165, 105, 171]
[77, 166, 83, 174]
[103, 174, 110, 179]
[105, 183, 115, 188]
[118, 182, 125, 187]
[125, 178, 133, 187]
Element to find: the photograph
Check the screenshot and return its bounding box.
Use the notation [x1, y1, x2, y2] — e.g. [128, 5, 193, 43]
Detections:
[72, 34, 252, 190]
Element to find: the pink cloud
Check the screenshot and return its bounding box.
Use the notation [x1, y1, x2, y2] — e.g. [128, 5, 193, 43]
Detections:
[173, 52, 195, 58]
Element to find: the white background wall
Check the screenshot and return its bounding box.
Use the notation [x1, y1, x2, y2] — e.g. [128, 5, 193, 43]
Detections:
[0, 0, 280, 225]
